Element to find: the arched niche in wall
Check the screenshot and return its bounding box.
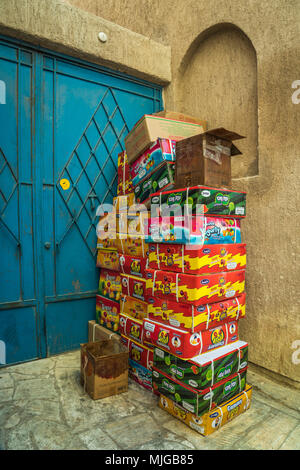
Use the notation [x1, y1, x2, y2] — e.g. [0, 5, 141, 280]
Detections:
[177, 23, 258, 178]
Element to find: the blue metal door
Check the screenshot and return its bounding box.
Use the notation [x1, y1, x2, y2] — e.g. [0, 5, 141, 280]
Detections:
[0, 36, 162, 365]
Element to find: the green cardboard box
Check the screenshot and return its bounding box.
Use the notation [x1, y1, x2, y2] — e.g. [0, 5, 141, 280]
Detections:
[134, 162, 175, 206]
[150, 185, 246, 217]
[153, 340, 248, 391]
[152, 367, 247, 417]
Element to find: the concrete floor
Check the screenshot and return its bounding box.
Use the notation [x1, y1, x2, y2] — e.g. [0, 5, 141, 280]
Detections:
[0, 350, 299, 450]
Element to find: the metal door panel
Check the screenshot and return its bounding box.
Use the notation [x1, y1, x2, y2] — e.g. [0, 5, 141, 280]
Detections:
[45, 297, 95, 355]
[41, 55, 162, 355]
[0, 35, 162, 363]
[0, 40, 38, 364]
[0, 306, 39, 364]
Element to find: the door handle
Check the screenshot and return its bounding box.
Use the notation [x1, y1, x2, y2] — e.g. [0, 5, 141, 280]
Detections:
[44, 242, 51, 249]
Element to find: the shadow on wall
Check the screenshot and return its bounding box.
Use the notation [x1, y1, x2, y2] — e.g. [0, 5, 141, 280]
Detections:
[177, 23, 258, 179]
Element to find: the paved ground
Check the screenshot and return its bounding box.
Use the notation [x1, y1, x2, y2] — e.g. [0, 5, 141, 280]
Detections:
[0, 350, 299, 450]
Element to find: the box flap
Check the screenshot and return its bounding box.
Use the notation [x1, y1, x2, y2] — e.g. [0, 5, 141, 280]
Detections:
[201, 127, 244, 156]
[153, 110, 207, 127]
[203, 128, 245, 142]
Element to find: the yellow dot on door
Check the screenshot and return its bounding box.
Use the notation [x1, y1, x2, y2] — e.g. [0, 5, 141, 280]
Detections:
[60, 178, 70, 190]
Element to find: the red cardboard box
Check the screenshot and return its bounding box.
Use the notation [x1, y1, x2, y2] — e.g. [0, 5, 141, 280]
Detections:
[117, 150, 134, 195]
[145, 268, 245, 305]
[120, 334, 154, 370]
[96, 250, 120, 271]
[148, 243, 246, 275]
[95, 295, 120, 332]
[98, 269, 122, 302]
[121, 273, 147, 302]
[143, 318, 239, 359]
[147, 293, 246, 332]
[119, 253, 148, 278]
[120, 295, 148, 320]
[119, 313, 145, 344]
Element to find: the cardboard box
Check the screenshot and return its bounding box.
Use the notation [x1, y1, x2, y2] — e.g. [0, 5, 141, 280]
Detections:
[118, 211, 149, 238]
[158, 384, 253, 436]
[152, 366, 247, 416]
[117, 236, 148, 258]
[119, 313, 145, 344]
[151, 185, 247, 218]
[96, 250, 120, 271]
[129, 358, 152, 391]
[113, 193, 135, 213]
[98, 269, 122, 302]
[125, 114, 206, 164]
[147, 293, 246, 332]
[130, 138, 176, 187]
[153, 110, 207, 126]
[121, 273, 147, 302]
[117, 150, 134, 195]
[88, 320, 120, 342]
[96, 237, 118, 251]
[153, 340, 248, 390]
[120, 294, 148, 320]
[145, 268, 245, 305]
[148, 243, 246, 275]
[175, 128, 245, 189]
[80, 340, 128, 400]
[145, 215, 241, 245]
[143, 318, 239, 358]
[96, 295, 120, 333]
[120, 334, 154, 370]
[134, 162, 176, 206]
[119, 253, 148, 278]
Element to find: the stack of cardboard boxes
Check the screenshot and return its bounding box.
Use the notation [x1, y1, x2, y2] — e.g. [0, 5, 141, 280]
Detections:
[135, 121, 252, 436]
[84, 110, 253, 437]
[117, 113, 207, 391]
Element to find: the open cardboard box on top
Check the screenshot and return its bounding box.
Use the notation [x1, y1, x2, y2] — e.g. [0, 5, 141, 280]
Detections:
[125, 112, 207, 164]
[175, 128, 245, 189]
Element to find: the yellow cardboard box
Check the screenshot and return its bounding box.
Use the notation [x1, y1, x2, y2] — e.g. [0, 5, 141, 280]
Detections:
[158, 384, 252, 436]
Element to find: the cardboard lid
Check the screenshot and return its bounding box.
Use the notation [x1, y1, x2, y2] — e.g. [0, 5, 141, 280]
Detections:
[153, 110, 207, 127]
[177, 127, 245, 156]
[204, 127, 245, 156]
[203, 127, 245, 142]
[190, 340, 248, 366]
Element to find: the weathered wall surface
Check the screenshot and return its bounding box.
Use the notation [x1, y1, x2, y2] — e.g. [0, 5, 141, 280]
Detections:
[0, 0, 171, 84]
[66, 0, 300, 386]
[1, 0, 300, 385]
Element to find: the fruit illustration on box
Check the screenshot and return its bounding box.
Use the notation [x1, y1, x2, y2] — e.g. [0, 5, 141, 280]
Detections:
[133, 281, 144, 298]
[99, 270, 121, 302]
[211, 328, 225, 345]
[130, 259, 141, 275]
[131, 347, 141, 362]
[227, 405, 240, 422]
[174, 405, 187, 421]
[130, 324, 141, 340]
[165, 356, 171, 366]
[100, 310, 107, 326]
[158, 329, 169, 346]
